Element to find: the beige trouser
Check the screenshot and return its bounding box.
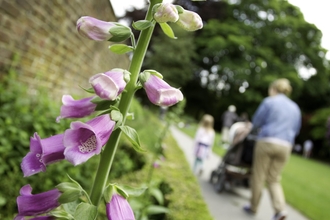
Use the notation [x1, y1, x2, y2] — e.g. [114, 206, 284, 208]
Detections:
[250, 140, 291, 213]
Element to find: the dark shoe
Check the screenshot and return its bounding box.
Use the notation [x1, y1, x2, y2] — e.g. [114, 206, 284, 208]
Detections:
[272, 211, 287, 220]
[243, 205, 255, 215]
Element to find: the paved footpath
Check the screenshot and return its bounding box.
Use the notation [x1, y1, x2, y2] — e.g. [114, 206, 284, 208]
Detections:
[170, 126, 309, 220]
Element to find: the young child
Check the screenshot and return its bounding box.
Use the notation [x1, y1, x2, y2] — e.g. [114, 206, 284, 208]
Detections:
[193, 114, 215, 175]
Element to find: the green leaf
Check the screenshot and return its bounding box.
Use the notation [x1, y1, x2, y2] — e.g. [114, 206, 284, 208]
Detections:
[109, 44, 134, 54]
[121, 185, 147, 197]
[63, 200, 80, 216]
[74, 203, 98, 220]
[110, 110, 123, 122]
[119, 125, 145, 152]
[56, 182, 83, 204]
[149, 188, 164, 205]
[95, 100, 115, 111]
[132, 20, 153, 30]
[126, 112, 135, 120]
[79, 86, 95, 94]
[146, 205, 169, 215]
[103, 184, 115, 203]
[50, 210, 74, 220]
[159, 23, 177, 39]
[114, 185, 129, 199]
[58, 189, 82, 204]
[109, 25, 131, 42]
[91, 97, 118, 111]
[111, 110, 123, 130]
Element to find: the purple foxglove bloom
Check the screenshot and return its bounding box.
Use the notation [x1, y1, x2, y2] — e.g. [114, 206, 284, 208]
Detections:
[89, 68, 129, 100]
[21, 133, 65, 177]
[64, 114, 115, 165]
[140, 72, 183, 107]
[176, 9, 203, 31]
[56, 95, 97, 122]
[15, 185, 61, 219]
[77, 16, 115, 41]
[153, 161, 160, 168]
[153, 3, 179, 23]
[106, 194, 135, 220]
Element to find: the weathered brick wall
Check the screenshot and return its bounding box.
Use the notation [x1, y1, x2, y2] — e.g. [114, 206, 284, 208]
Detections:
[0, 0, 130, 97]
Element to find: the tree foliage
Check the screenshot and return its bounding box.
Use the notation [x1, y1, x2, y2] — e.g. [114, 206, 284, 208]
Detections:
[180, 0, 330, 115]
[122, 0, 330, 158]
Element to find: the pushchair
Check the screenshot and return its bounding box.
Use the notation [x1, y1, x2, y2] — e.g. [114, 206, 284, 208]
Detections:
[210, 122, 256, 193]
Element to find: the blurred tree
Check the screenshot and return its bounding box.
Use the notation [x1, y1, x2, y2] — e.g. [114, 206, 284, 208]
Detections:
[143, 24, 197, 88]
[122, 0, 330, 157]
[179, 0, 330, 117]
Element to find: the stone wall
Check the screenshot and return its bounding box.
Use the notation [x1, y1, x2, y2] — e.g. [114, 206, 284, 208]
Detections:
[0, 0, 130, 97]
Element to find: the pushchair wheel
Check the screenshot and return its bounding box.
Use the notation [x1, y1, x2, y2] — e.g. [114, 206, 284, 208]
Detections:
[210, 170, 226, 193]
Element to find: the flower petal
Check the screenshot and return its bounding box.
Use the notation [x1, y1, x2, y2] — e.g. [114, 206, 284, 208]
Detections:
[21, 133, 45, 177]
[63, 115, 115, 165]
[16, 185, 61, 217]
[106, 194, 135, 220]
[41, 134, 65, 164]
[21, 133, 65, 177]
[56, 95, 97, 122]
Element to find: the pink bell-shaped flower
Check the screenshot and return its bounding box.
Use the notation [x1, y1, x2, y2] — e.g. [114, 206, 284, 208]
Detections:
[140, 70, 183, 107]
[89, 68, 130, 100]
[15, 185, 61, 219]
[63, 114, 115, 166]
[56, 95, 97, 122]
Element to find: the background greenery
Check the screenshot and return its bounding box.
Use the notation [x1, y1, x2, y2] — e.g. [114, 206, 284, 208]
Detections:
[124, 0, 330, 160]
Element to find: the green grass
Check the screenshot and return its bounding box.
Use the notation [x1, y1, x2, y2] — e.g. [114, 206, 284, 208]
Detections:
[282, 155, 330, 220]
[179, 124, 330, 220]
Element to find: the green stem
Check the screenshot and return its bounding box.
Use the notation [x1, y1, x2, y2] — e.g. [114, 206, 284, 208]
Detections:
[89, 0, 162, 206]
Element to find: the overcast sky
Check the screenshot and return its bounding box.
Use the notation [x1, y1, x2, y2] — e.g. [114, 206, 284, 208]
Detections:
[111, 0, 330, 58]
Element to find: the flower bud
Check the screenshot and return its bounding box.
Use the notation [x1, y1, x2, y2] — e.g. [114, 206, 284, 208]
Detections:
[77, 16, 115, 41]
[140, 70, 183, 107]
[176, 9, 203, 31]
[77, 16, 131, 42]
[153, 3, 179, 23]
[89, 68, 130, 100]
